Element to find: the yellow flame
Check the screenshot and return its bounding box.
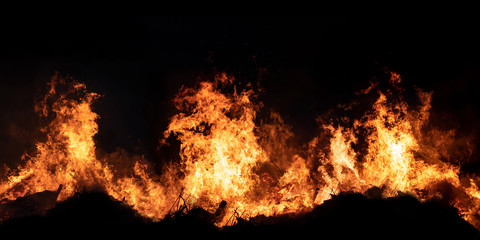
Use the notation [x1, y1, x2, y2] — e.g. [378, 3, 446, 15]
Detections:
[164, 76, 315, 224]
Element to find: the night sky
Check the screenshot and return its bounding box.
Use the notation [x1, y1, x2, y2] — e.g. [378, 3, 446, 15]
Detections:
[1, 16, 479, 171]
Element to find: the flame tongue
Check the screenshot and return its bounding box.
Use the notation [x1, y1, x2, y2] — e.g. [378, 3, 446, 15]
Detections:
[0, 76, 173, 221]
[165, 80, 267, 208]
[163, 77, 315, 220]
[316, 80, 464, 201]
[0, 78, 104, 201]
[355, 86, 465, 201]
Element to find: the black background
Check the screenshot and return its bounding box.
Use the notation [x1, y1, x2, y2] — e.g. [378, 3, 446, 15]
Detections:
[1, 16, 479, 171]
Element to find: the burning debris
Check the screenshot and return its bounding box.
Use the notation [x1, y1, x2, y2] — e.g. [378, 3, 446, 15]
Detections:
[0, 71, 480, 235]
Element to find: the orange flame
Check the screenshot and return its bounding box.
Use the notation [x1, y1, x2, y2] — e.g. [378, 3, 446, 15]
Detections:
[0, 74, 173, 221]
[164, 74, 315, 224]
[0, 76, 104, 201]
[314, 73, 480, 226]
[1, 71, 479, 229]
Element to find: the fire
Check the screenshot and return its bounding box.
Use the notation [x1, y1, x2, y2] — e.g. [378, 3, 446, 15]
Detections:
[1, 71, 480, 230]
[315, 125, 361, 203]
[353, 81, 464, 199]
[0, 73, 173, 221]
[314, 72, 480, 224]
[164, 77, 266, 206]
[0, 75, 104, 202]
[360, 89, 437, 194]
[163, 74, 315, 224]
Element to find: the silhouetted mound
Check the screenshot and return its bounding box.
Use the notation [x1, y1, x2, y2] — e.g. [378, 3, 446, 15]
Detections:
[226, 193, 480, 238]
[0, 191, 148, 227]
[1, 191, 479, 238]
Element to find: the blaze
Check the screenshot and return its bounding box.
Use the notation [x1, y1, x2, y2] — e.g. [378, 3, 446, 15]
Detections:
[1, 71, 479, 230]
[0, 76, 104, 201]
[164, 78, 266, 207]
[164, 74, 315, 224]
[313, 72, 480, 225]
[361, 91, 429, 193]
[0, 74, 173, 221]
[315, 125, 361, 203]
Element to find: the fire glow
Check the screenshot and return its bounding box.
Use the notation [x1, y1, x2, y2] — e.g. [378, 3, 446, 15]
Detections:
[0, 71, 479, 229]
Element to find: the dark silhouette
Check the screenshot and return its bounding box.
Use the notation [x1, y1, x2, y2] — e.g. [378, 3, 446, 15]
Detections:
[1, 189, 478, 239]
[0, 184, 62, 220]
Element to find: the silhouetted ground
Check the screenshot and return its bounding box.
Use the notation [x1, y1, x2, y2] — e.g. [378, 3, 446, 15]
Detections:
[225, 193, 480, 238]
[1, 191, 479, 239]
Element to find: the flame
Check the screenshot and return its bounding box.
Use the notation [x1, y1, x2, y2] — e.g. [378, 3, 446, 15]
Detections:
[1, 71, 480, 230]
[164, 79, 266, 205]
[313, 73, 480, 226]
[315, 125, 361, 203]
[0, 76, 104, 201]
[0, 74, 173, 221]
[164, 75, 315, 224]
[359, 90, 443, 194]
